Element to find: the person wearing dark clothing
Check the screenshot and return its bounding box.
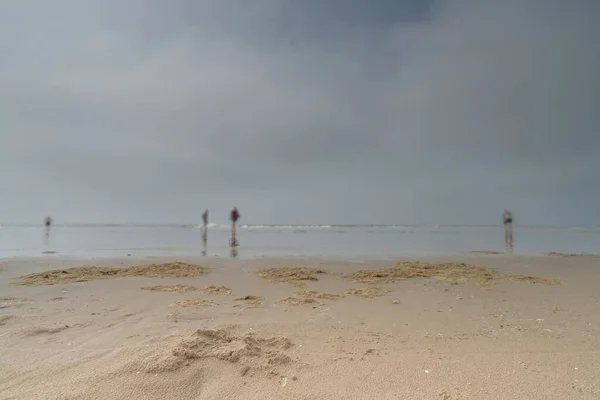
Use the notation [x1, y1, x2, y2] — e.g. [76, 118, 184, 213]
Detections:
[229, 207, 240, 247]
[230, 207, 240, 223]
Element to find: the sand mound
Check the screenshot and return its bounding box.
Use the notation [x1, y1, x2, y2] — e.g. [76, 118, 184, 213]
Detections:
[168, 298, 213, 308]
[17, 262, 208, 286]
[200, 285, 232, 295]
[141, 284, 197, 293]
[295, 290, 344, 300]
[234, 295, 263, 307]
[278, 297, 321, 306]
[255, 267, 329, 287]
[344, 262, 559, 286]
[346, 287, 392, 298]
[136, 328, 293, 376]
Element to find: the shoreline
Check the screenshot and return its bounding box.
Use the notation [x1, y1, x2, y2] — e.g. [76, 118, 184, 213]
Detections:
[1, 255, 599, 399]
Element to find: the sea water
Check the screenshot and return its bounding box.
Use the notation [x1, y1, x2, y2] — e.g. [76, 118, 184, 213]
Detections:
[1, 224, 598, 260]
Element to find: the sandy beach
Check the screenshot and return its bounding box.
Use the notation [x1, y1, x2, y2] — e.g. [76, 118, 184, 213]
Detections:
[1, 254, 599, 399]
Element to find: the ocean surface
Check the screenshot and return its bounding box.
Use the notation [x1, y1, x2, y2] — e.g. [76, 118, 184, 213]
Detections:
[1, 224, 598, 260]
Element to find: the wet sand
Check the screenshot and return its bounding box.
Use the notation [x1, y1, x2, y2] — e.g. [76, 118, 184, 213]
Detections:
[0, 255, 599, 399]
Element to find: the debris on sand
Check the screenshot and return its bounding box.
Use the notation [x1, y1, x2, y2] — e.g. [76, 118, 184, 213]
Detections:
[135, 328, 293, 377]
[168, 298, 214, 308]
[17, 262, 208, 286]
[501, 274, 559, 285]
[0, 297, 31, 302]
[165, 312, 183, 321]
[295, 290, 344, 300]
[21, 325, 70, 336]
[141, 285, 198, 293]
[234, 295, 263, 307]
[346, 287, 392, 298]
[344, 261, 559, 286]
[200, 285, 232, 295]
[0, 315, 15, 325]
[547, 252, 590, 257]
[278, 297, 321, 306]
[255, 267, 329, 287]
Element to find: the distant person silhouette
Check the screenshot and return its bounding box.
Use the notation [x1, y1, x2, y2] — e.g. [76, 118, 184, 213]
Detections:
[201, 209, 208, 249]
[230, 207, 240, 223]
[44, 216, 53, 247]
[229, 207, 240, 247]
[503, 210, 514, 252]
[202, 209, 208, 226]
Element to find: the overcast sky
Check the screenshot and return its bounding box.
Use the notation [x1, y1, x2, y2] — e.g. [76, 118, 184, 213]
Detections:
[1, 0, 599, 225]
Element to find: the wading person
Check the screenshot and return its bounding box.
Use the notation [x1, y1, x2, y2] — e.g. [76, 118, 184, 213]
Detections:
[201, 209, 208, 254]
[44, 216, 53, 247]
[229, 207, 240, 247]
[503, 210, 513, 252]
[202, 209, 208, 236]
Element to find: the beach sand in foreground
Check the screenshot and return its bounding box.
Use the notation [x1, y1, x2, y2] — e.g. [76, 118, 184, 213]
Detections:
[1, 255, 599, 399]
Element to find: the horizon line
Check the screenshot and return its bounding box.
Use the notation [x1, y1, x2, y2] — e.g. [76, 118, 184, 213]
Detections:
[1, 223, 598, 229]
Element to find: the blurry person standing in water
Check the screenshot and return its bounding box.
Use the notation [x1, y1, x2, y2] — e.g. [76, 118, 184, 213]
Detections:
[201, 209, 208, 252]
[44, 216, 53, 247]
[229, 207, 240, 247]
[503, 210, 514, 252]
[200, 209, 208, 255]
[202, 209, 209, 226]
[202, 209, 208, 235]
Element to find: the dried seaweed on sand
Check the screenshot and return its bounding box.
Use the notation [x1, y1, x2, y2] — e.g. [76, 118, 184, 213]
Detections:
[255, 267, 329, 287]
[344, 261, 559, 286]
[17, 262, 208, 286]
[168, 298, 214, 308]
[295, 290, 344, 300]
[278, 297, 321, 306]
[141, 285, 197, 293]
[345, 287, 392, 298]
[200, 285, 232, 295]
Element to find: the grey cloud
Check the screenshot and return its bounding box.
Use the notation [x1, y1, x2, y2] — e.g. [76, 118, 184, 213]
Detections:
[1, 0, 599, 225]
